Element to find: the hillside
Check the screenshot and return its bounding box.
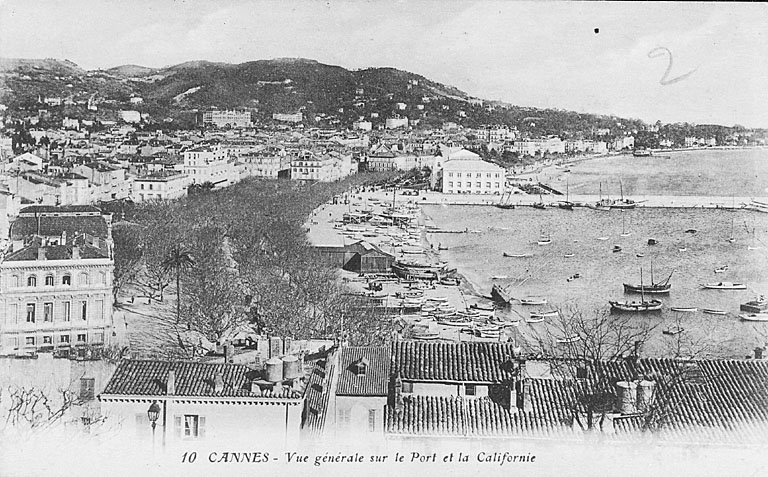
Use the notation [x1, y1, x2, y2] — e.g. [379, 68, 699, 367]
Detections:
[0, 56, 651, 135]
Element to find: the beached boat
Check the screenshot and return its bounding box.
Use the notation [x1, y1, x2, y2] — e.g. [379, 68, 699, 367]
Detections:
[623, 267, 673, 294]
[391, 260, 443, 280]
[662, 326, 685, 336]
[503, 252, 533, 258]
[413, 331, 441, 340]
[702, 308, 727, 315]
[700, 282, 747, 290]
[491, 283, 513, 303]
[529, 310, 558, 319]
[557, 336, 582, 344]
[670, 307, 698, 313]
[470, 302, 496, 312]
[525, 316, 545, 324]
[520, 297, 547, 305]
[739, 313, 768, 322]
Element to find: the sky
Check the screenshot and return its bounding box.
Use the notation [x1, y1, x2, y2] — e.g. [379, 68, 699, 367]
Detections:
[1, 0, 767, 127]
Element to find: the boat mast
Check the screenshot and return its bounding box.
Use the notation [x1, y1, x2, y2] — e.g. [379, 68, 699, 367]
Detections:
[640, 267, 645, 303]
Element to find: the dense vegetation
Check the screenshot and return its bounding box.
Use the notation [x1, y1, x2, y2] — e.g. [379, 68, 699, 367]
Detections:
[112, 173, 399, 358]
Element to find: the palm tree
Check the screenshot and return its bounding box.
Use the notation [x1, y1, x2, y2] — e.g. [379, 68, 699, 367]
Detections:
[162, 244, 195, 325]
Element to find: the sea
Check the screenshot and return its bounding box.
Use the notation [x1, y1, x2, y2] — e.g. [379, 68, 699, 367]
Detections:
[423, 148, 768, 359]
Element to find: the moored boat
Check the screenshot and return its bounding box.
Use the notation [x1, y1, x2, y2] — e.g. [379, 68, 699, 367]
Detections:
[623, 268, 673, 294]
[702, 308, 727, 315]
[609, 299, 663, 312]
[525, 316, 545, 323]
[519, 297, 547, 305]
[670, 307, 698, 313]
[503, 252, 533, 258]
[700, 282, 747, 290]
[739, 313, 768, 322]
[529, 310, 558, 318]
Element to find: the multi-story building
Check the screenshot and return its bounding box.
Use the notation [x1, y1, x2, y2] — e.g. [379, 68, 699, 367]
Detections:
[12, 171, 90, 205]
[73, 162, 131, 202]
[202, 110, 253, 128]
[132, 172, 191, 202]
[441, 159, 505, 194]
[240, 148, 291, 179]
[182, 144, 236, 188]
[272, 112, 303, 123]
[290, 150, 353, 183]
[0, 205, 114, 355]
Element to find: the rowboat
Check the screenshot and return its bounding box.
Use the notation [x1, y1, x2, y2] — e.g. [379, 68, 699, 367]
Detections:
[714, 266, 728, 274]
[525, 316, 545, 323]
[413, 331, 440, 340]
[529, 310, 559, 319]
[670, 307, 698, 313]
[700, 282, 747, 290]
[503, 252, 533, 258]
[470, 302, 495, 312]
[564, 253, 575, 258]
[739, 313, 768, 322]
[520, 297, 547, 305]
[662, 326, 685, 336]
[557, 336, 581, 344]
[492, 275, 509, 280]
[609, 299, 663, 312]
[702, 308, 727, 315]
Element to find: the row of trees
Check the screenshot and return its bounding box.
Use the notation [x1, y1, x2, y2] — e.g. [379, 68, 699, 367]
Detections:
[113, 174, 399, 358]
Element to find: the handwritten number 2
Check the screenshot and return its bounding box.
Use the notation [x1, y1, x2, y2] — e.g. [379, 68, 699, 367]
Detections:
[647, 47, 697, 85]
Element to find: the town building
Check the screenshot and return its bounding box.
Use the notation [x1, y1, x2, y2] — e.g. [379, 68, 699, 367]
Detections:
[119, 110, 141, 124]
[432, 147, 505, 194]
[239, 148, 291, 179]
[272, 112, 303, 123]
[202, 110, 253, 128]
[73, 162, 131, 202]
[290, 150, 353, 183]
[182, 144, 236, 188]
[12, 171, 90, 205]
[132, 172, 191, 202]
[0, 205, 114, 355]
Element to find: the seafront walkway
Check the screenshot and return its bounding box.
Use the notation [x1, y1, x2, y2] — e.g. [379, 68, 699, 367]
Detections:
[419, 192, 767, 210]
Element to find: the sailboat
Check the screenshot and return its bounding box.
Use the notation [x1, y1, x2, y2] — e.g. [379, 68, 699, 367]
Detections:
[533, 191, 547, 209]
[558, 180, 574, 210]
[537, 230, 552, 245]
[620, 214, 631, 237]
[610, 179, 637, 209]
[623, 263, 673, 294]
[727, 217, 736, 243]
[592, 182, 612, 210]
[495, 190, 516, 210]
[611, 267, 663, 311]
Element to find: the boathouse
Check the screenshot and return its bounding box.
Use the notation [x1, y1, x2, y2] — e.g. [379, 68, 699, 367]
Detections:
[315, 241, 394, 274]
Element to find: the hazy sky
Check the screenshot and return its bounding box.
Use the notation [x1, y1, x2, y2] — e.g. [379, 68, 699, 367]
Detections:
[1, 1, 766, 127]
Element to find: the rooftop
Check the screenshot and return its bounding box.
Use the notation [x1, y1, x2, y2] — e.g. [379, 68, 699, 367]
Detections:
[392, 341, 518, 383]
[336, 346, 390, 396]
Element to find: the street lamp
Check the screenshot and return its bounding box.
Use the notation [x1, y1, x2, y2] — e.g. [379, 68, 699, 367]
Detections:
[147, 400, 161, 456]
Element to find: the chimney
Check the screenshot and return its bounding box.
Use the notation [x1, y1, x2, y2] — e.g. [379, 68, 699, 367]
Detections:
[214, 372, 224, 393]
[393, 375, 404, 414]
[225, 344, 235, 363]
[636, 380, 656, 412]
[37, 246, 47, 260]
[755, 347, 765, 360]
[615, 381, 638, 414]
[517, 380, 533, 413]
[71, 246, 80, 260]
[166, 369, 176, 395]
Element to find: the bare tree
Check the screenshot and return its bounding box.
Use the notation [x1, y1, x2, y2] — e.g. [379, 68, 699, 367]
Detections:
[528, 305, 656, 432]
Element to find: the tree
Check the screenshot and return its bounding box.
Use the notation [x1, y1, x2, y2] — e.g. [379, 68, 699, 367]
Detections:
[161, 244, 195, 324]
[111, 223, 143, 302]
[528, 305, 656, 432]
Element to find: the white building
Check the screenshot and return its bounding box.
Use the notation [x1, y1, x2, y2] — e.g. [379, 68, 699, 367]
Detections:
[132, 172, 191, 202]
[385, 117, 409, 129]
[182, 144, 236, 188]
[119, 110, 141, 124]
[353, 120, 372, 131]
[431, 146, 505, 194]
[272, 112, 303, 123]
[203, 110, 253, 128]
[290, 150, 353, 182]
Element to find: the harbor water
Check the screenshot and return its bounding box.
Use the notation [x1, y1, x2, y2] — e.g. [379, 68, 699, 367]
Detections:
[424, 150, 768, 359]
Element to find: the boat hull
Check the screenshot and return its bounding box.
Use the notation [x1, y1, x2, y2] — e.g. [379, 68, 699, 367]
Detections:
[739, 313, 768, 322]
[609, 300, 663, 312]
[623, 283, 671, 294]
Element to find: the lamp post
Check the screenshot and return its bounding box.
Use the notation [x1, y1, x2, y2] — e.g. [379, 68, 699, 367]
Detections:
[147, 400, 161, 456]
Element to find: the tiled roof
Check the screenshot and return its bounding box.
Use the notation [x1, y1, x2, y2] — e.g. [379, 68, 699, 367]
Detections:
[336, 346, 390, 396]
[392, 341, 518, 383]
[302, 353, 336, 436]
[4, 243, 109, 261]
[524, 358, 768, 443]
[101, 359, 304, 399]
[11, 214, 109, 240]
[385, 395, 577, 439]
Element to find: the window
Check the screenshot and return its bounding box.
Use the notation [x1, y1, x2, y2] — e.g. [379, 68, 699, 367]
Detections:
[81, 301, 87, 321]
[60, 335, 70, 344]
[44, 275, 54, 286]
[175, 415, 205, 439]
[26, 304, 35, 323]
[487, 173, 491, 178]
[43, 303, 53, 322]
[401, 381, 413, 393]
[486, 182, 491, 188]
[7, 336, 19, 349]
[25, 336, 35, 346]
[448, 172, 453, 177]
[476, 182, 481, 188]
[10, 275, 19, 287]
[93, 331, 104, 343]
[368, 409, 377, 432]
[338, 408, 351, 429]
[448, 181, 453, 187]
[99, 272, 107, 285]
[140, 184, 145, 190]
[79, 273, 89, 286]
[465, 384, 477, 396]
[495, 182, 500, 188]
[95, 300, 104, 320]
[4, 303, 17, 326]
[79, 378, 95, 400]
[27, 276, 37, 287]
[63, 301, 71, 322]
[476, 173, 481, 178]
[42, 335, 52, 345]
[495, 173, 500, 178]
[457, 173, 461, 177]
[62, 275, 71, 286]
[77, 333, 86, 343]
